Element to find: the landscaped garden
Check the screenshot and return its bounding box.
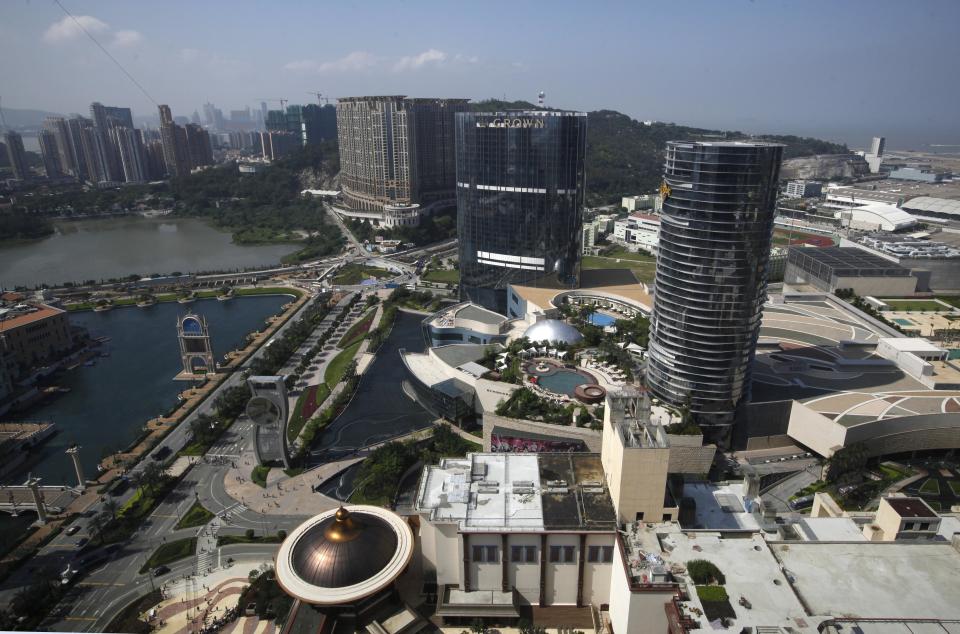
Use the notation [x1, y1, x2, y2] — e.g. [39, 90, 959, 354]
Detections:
[174, 500, 215, 530]
[581, 246, 656, 284]
[919, 478, 941, 496]
[881, 298, 951, 312]
[422, 268, 460, 284]
[338, 309, 376, 348]
[324, 341, 362, 388]
[331, 263, 393, 285]
[286, 383, 331, 443]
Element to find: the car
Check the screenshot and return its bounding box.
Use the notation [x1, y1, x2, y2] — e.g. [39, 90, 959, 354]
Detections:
[76, 538, 88, 548]
[152, 446, 172, 461]
[66, 525, 81, 536]
[153, 565, 171, 577]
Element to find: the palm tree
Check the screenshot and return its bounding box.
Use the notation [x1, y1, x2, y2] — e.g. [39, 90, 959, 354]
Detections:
[103, 498, 119, 521]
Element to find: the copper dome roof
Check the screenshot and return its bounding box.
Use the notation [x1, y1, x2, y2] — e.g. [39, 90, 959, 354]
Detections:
[289, 507, 399, 589]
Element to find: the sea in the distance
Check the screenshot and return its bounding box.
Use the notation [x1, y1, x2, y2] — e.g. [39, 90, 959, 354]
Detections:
[10, 295, 290, 484]
[0, 215, 299, 288]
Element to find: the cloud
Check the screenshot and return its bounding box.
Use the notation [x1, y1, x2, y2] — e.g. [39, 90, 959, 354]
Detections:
[111, 30, 143, 48]
[43, 15, 109, 43]
[394, 48, 447, 72]
[43, 15, 142, 48]
[284, 51, 381, 74]
[180, 48, 201, 62]
[284, 49, 476, 74]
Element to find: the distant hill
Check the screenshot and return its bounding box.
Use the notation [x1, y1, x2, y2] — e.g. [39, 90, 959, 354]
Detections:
[470, 99, 848, 205]
[0, 107, 65, 129]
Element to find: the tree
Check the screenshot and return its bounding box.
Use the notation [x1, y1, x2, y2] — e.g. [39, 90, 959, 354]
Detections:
[826, 443, 868, 484]
[104, 498, 119, 520]
[88, 511, 110, 545]
[140, 461, 165, 494]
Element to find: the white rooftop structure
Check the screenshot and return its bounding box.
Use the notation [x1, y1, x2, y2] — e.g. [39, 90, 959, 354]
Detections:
[902, 196, 960, 218]
[681, 481, 760, 531]
[845, 202, 917, 231]
[773, 541, 960, 621]
[796, 517, 867, 541]
[416, 454, 545, 532]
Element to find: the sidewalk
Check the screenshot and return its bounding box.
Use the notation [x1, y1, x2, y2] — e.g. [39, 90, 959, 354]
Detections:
[221, 452, 342, 516]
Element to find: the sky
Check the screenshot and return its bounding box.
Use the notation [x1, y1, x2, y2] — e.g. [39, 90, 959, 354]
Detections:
[1, 0, 958, 150]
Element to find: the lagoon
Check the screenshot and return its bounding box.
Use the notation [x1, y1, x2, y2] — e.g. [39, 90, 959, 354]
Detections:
[0, 216, 298, 288]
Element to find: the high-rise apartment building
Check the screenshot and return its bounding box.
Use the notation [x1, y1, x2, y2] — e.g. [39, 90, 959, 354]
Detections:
[89, 102, 126, 182]
[112, 126, 148, 183]
[455, 111, 588, 313]
[301, 104, 337, 144]
[3, 130, 30, 181]
[645, 141, 783, 431]
[184, 123, 213, 168]
[336, 96, 469, 215]
[158, 104, 190, 178]
[260, 131, 299, 160]
[65, 117, 92, 180]
[37, 129, 64, 178]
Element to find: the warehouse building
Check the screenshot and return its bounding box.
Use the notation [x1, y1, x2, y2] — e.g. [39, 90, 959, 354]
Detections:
[784, 246, 918, 296]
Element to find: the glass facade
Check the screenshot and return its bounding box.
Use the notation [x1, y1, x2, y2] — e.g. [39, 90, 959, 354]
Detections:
[456, 111, 587, 314]
[646, 141, 783, 426]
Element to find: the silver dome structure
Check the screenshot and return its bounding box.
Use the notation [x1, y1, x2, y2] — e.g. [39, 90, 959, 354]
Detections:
[523, 319, 583, 345]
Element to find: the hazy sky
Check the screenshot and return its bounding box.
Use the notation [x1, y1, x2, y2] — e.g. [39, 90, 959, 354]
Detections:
[2, 0, 958, 149]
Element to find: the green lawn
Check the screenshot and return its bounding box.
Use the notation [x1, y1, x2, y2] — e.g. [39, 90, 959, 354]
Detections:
[696, 585, 729, 602]
[581, 253, 656, 284]
[422, 268, 460, 284]
[237, 286, 302, 298]
[919, 478, 941, 496]
[338, 310, 376, 348]
[139, 537, 197, 573]
[251, 465, 270, 488]
[217, 534, 282, 547]
[949, 479, 960, 496]
[287, 383, 331, 443]
[174, 501, 214, 530]
[881, 298, 949, 312]
[332, 263, 393, 285]
[935, 296, 960, 309]
[325, 341, 363, 388]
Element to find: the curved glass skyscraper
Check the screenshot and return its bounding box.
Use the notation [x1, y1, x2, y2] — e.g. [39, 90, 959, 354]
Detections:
[646, 141, 783, 428]
[456, 111, 587, 313]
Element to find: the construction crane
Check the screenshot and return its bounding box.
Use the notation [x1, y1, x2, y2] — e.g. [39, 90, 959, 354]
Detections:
[306, 92, 332, 105]
[258, 98, 288, 110]
[0, 96, 8, 130]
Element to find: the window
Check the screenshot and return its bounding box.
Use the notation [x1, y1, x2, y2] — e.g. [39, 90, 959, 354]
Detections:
[663, 513, 672, 521]
[635, 512, 645, 521]
[549, 545, 575, 563]
[588, 546, 615, 563]
[601, 546, 614, 563]
[919, 522, 930, 531]
[471, 545, 498, 563]
[511, 545, 537, 563]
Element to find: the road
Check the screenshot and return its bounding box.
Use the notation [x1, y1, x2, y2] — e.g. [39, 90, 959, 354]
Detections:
[760, 465, 821, 513]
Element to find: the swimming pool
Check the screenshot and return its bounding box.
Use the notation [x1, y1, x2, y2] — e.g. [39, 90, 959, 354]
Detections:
[893, 318, 914, 326]
[589, 312, 616, 327]
[536, 369, 595, 396]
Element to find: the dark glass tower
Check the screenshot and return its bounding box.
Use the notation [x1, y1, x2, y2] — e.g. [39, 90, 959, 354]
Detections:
[456, 111, 587, 314]
[646, 141, 783, 428]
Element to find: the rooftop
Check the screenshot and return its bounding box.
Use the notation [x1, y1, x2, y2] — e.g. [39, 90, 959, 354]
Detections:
[884, 496, 938, 518]
[415, 453, 616, 532]
[796, 517, 866, 542]
[455, 303, 506, 326]
[773, 541, 960, 620]
[680, 481, 760, 531]
[787, 246, 911, 276]
[902, 196, 960, 217]
[0, 302, 65, 331]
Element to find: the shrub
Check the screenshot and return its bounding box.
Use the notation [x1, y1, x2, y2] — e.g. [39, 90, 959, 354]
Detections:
[687, 559, 725, 585]
[245, 528, 255, 539]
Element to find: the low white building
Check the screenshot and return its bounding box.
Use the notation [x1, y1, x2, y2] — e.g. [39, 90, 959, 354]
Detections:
[612, 213, 660, 253]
